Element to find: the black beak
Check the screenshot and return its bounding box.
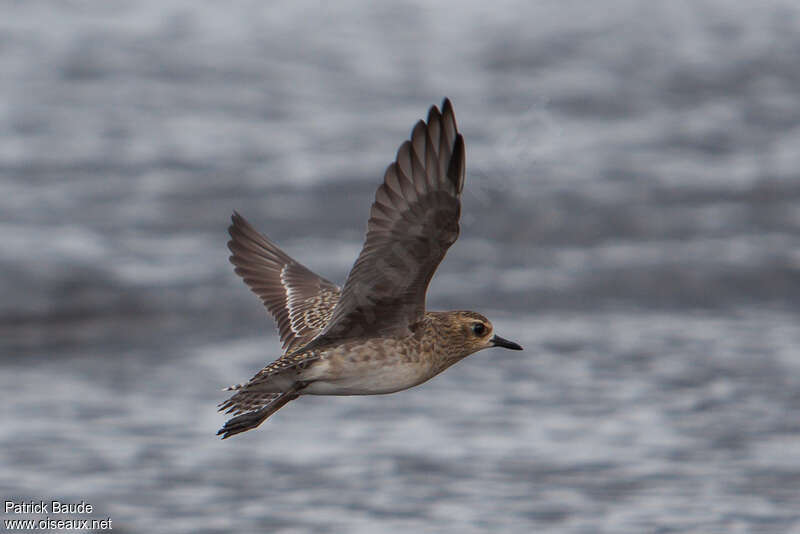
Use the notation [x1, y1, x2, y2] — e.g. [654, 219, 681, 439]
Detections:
[491, 334, 523, 351]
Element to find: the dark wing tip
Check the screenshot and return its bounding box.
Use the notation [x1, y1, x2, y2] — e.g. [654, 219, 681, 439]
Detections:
[427, 102, 442, 125]
[441, 98, 458, 128]
[228, 210, 247, 248]
[448, 133, 466, 194]
[227, 215, 239, 259]
[426, 98, 457, 133]
[230, 210, 246, 232]
[216, 421, 238, 439]
[411, 119, 427, 151]
[441, 97, 453, 113]
[229, 210, 250, 233]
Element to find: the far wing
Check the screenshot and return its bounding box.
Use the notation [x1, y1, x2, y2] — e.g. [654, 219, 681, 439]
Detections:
[227, 212, 340, 353]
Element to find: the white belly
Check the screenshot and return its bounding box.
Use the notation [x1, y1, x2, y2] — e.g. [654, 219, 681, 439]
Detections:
[301, 359, 431, 396]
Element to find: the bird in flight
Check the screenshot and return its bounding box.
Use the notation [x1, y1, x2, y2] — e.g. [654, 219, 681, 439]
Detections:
[218, 98, 522, 438]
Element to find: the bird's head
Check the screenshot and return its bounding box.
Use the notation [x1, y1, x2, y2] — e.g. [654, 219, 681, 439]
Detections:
[443, 311, 523, 357]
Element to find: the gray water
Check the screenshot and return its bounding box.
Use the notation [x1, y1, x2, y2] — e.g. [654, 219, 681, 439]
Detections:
[2, 1, 800, 532]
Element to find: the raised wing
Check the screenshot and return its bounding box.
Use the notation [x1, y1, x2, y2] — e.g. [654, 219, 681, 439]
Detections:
[315, 98, 465, 343]
[227, 212, 340, 353]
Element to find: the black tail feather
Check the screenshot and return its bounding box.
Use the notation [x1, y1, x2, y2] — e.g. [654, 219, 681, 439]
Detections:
[217, 390, 300, 439]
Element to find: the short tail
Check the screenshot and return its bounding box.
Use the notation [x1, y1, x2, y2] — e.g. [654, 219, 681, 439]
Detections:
[217, 390, 300, 439]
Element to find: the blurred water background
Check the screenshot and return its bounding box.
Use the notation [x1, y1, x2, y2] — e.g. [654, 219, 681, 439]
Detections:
[2, 1, 800, 532]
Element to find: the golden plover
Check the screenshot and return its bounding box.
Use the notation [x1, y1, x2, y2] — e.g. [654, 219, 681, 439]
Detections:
[218, 98, 522, 438]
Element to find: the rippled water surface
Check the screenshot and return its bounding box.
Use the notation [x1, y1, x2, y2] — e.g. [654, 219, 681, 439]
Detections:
[2, 1, 800, 532]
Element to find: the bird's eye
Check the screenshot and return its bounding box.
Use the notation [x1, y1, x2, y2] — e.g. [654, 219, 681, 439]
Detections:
[472, 323, 486, 336]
